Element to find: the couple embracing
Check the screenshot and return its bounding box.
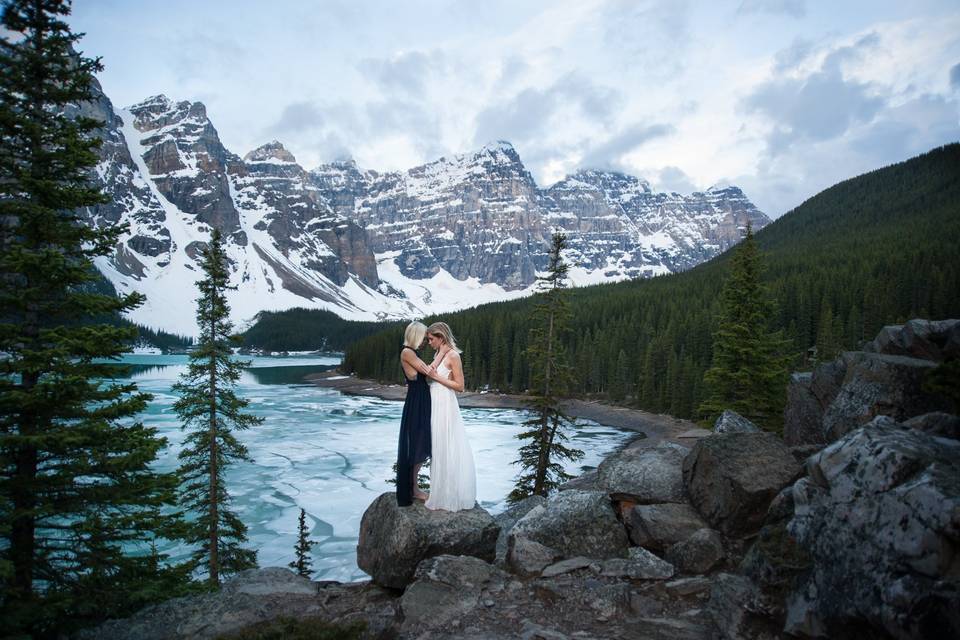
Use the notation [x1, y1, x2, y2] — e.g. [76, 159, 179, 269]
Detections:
[395, 321, 476, 511]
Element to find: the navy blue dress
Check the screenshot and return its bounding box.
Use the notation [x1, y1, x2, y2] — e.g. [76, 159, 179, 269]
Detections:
[396, 346, 431, 506]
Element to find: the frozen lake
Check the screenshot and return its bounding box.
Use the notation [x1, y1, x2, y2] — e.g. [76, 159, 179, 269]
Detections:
[113, 354, 634, 582]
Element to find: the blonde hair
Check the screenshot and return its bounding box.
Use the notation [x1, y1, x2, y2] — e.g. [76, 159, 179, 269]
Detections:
[403, 321, 428, 349]
[427, 322, 462, 353]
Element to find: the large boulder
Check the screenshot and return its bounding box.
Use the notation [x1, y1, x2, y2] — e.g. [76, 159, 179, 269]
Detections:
[600, 547, 675, 580]
[597, 442, 687, 503]
[625, 502, 710, 552]
[506, 490, 629, 572]
[683, 432, 801, 538]
[666, 528, 725, 575]
[400, 555, 507, 631]
[492, 495, 546, 564]
[865, 318, 960, 361]
[783, 371, 829, 446]
[821, 351, 945, 441]
[707, 573, 784, 640]
[713, 410, 760, 434]
[786, 416, 960, 639]
[357, 492, 499, 589]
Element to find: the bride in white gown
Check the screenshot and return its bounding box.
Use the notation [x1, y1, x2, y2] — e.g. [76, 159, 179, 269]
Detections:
[423, 322, 477, 511]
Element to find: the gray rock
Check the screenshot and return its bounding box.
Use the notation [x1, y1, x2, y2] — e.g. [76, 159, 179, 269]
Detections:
[707, 573, 783, 640]
[506, 531, 560, 576]
[74, 568, 396, 640]
[625, 502, 710, 552]
[739, 519, 809, 591]
[665, 576, 714, 597]
[666, 529, 725, 575]
[400, 555, 506, 630]
[633, 617, 713, 640]
[557, 469, 599, 492]
[520, 619, 572, 640]
[356, 492, 499, 588]
[506, 490, 629, 564]
[904, 411, 960, 440]
[784, 371, 829, 446]
[786, 416, 960, 639]
[682, 432, 801, 538]
[864, 318, 960, 361]
[493, 495, 546, 564]
[600, 547, 675, 580]
[821, 351, 947, 441]
[597, 442, 688, 503]
[713, 410, 760, 434]
[541, 556, 594, 578]
[787, 444, 823, 464]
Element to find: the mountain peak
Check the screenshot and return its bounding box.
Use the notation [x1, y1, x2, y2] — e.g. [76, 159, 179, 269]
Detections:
[244, 140, 297, 164]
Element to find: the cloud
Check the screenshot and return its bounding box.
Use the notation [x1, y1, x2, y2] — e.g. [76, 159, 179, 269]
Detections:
[653, 166, 699, 194]
[951, 62, 960, 91]
[358, 50, 444, 97]
[743, 36, 886, 155]
[578, 124, 675, 172]
[268, 101, 326, 134]
[737, 0, 806, 18]
[473, 73, 620, 147]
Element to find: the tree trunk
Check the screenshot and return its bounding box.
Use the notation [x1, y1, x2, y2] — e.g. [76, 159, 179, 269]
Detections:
[208, 305, 219, 586]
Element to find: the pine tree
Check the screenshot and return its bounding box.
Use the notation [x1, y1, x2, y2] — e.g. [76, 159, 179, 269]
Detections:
[0, 1, 191, 633]
[173, 228, 262, 586]
[288, 508, 315, 578]
[698, 225, 793, 431]
[508, 233, 584, 502]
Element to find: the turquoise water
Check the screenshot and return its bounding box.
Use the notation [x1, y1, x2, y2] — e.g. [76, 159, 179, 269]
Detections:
[115, 354, 633, 582]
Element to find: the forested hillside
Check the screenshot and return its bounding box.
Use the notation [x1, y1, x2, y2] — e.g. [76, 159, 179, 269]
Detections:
[241, 308, 395, 352]
[347, 143, 960, 420]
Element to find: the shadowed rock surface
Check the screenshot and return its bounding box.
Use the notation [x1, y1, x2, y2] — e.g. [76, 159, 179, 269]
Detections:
[597, 442, 688, 503]
[356, 492, 499, 589]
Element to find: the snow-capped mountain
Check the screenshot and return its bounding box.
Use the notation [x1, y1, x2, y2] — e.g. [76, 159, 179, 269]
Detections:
[80, 85, 770, 336]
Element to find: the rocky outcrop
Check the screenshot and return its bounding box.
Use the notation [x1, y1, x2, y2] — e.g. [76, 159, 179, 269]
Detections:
[400, 555, 508, 631]
[624, 502, 709, 552]
[707, 573, 784, 640]
[506, 490, 629, 571]
[356, 493, 499, 589]
[713, 410, 760, 434]
[786, 415, 960, 639]
[75, 568, 397, 640]
[597, 442, 687, 503]
[492, 495, 546, 564]
[682, 432, 801, 537]
[666, 529, 725, 575]
[785, 319, 959, 445]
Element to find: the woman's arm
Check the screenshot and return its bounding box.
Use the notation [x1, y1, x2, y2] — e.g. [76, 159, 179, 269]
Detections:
[430, 352, 465, 392]
[401, 349, 433, 377]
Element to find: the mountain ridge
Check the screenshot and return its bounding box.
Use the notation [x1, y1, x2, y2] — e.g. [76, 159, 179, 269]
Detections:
[80, 88, 770, 336]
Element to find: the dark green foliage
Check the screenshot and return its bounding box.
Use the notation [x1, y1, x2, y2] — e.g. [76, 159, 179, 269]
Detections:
[508, 233, 583, 502]
[215, 617, 366, 640]
[0, 0, 192, 634]
[174, 229, 262, 586]
[242, 308, 391, 352]
[924, 359, 960, 412]
[387, 460, 430, 490]
[698, 226, 793, 431]
[288, 508, 315, 578]
[344, 144, 960, 420]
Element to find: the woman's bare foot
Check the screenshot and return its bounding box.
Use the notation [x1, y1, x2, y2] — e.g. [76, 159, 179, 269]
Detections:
[414, 490, 430, 501]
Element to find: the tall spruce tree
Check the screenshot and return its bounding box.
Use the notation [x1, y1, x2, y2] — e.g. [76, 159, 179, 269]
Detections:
[698, 225, 793, 431]
[173, 228, 261, 586]
[508, 233, 583, 502]
[288, 508, 315, 578]
[0, 0, 190, 634]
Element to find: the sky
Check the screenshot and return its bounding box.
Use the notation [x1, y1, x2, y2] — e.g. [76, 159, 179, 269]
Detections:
[67, 0, 960, 219]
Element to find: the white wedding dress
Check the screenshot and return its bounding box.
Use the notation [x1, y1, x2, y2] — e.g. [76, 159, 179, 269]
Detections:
[425, 361, 477, 511]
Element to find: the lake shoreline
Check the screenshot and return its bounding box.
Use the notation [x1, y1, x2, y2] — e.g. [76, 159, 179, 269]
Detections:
[305, 370, 709, 448]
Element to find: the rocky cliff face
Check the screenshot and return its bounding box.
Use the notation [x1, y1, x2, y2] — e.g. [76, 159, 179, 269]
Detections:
[81, 87, 771, 335]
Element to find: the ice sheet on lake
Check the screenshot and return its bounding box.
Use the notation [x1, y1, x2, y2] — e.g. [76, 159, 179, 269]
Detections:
[128, 355, 634, 582]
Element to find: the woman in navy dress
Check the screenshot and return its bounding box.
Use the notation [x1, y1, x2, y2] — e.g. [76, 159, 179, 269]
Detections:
[396, 321, 433, 506]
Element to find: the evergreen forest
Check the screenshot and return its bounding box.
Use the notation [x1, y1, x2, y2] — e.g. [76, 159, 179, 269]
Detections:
[241, 308, 394, 352]
[343, 143, 960, 425]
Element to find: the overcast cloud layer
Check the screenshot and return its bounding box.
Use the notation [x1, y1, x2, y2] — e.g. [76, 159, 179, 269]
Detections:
[68, 0, 960, 218]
